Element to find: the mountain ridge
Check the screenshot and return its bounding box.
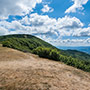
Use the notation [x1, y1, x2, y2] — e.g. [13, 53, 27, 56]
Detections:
[0, 34, 90, 72]
[0, 34, 90, 61]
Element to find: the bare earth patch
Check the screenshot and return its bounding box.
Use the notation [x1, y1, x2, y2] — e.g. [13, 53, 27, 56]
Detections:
[0, 47, 90, 90]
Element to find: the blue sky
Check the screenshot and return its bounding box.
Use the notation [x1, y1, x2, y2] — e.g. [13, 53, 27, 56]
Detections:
[0, 0, 90, 46]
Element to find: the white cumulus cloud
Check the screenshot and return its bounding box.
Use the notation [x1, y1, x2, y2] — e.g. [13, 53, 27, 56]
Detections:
[49, 38, 90, 46]
[41, 5, 54, 13]
[65, 0, 88, 13]
[0, 0, 42, 19]
[0, 13, 85, 37]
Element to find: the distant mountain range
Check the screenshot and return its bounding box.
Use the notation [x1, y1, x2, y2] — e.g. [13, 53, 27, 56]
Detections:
[57, 46, 90, 54]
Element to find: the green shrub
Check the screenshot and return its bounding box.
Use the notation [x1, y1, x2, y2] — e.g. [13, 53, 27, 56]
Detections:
[49, 50, 60, 61]
[33, 47, 60, 61]
[2, 41, 12, 48]
[33, 47, 90, 72]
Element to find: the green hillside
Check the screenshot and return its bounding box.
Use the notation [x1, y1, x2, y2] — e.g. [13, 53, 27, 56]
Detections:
[0, 34, 90, 72]
[0, 34, 90, 61]
[61, 50, 90, 62]
[0, 34, 55, 52]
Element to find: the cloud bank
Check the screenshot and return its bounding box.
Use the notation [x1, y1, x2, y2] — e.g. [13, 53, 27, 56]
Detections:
[0, 13, 90, 46]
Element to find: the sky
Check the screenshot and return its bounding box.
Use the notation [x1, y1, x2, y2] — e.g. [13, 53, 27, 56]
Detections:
[0, 0, 90, 46]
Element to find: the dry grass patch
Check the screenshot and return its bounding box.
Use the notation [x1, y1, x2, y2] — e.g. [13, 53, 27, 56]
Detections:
[0, 47, 90, 90]
[0, 47, 30, 61]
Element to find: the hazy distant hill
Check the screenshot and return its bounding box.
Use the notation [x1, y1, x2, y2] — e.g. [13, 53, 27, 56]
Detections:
[57, 46, 90, 54]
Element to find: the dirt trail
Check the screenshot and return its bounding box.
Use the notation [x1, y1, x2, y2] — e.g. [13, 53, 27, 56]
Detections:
[0, 47, 90, 90]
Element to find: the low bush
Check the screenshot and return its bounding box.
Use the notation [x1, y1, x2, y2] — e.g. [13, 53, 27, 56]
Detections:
[33, 47, 60, 61]
[33, 47, 90, 72]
